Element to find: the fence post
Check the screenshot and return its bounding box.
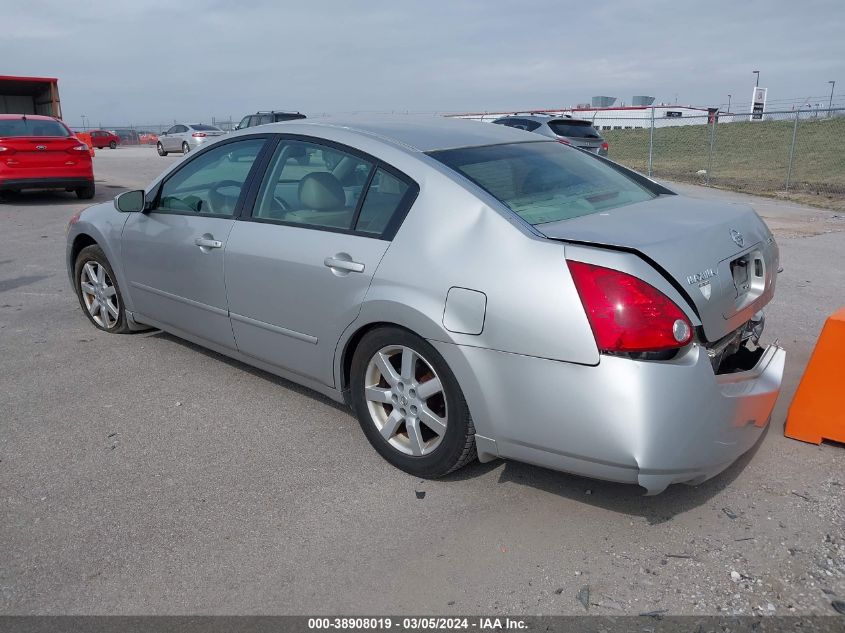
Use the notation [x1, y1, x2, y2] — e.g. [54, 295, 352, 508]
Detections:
[706, 115, 717, 185]
[785, 110, 799, 192]
[647, 106, 655, 177]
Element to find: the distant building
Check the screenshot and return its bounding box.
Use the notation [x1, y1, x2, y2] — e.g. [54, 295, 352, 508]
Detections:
[447, 104, 715, 129]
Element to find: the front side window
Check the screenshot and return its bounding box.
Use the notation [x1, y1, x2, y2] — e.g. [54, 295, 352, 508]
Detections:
[430, 141, 655, 225]
[253, 140, 374, 230]
[157, 138, 265, 216]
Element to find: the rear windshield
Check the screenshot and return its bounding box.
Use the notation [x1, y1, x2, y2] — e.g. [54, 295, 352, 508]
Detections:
[547, 120, 601, 139]
[429, 141, 655, 225]
[0, 118, 70, 138]
[274, 113, 305, 122]
[190, 124, 222, 131]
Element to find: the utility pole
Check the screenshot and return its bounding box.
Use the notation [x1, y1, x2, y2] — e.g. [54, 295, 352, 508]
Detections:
[727, 94, 732, 113]
[829, 80, 836, 117]
[753, 70, 760, 87]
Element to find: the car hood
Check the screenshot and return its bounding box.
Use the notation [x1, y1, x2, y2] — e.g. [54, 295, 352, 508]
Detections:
[538, 194, 779, 342]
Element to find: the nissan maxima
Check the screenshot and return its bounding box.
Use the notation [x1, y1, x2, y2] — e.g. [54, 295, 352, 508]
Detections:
[66, 116, 785, 494]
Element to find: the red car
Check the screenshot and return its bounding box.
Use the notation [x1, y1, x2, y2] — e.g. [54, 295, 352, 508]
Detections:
[88, 129, 120, 149]
[0, 114, 94, 200]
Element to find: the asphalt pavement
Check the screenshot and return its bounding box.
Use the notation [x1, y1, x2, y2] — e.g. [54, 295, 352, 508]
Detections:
[1, 146, 843, 615]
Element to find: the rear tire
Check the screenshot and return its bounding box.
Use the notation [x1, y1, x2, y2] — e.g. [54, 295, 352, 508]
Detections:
[157, 142, 167, 156]
[182, 142, 190, 154]
[109, 140, 117, 149]
[74, 245, 131, 333]
[75, 184, 95, 200]
[350, 327, 476, 478]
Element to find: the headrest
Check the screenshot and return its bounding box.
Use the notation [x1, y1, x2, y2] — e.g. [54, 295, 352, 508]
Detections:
[298, 172, 345, 211]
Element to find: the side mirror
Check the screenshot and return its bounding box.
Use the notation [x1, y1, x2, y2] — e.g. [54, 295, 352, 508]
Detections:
[114, 189, 145, 213]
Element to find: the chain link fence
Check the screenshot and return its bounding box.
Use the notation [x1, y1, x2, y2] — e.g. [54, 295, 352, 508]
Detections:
[596, 108, 845, 208]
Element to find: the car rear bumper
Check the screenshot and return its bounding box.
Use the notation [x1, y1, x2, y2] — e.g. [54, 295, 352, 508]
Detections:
[0, 177, 94, 191]
[431, 341, 785, 494]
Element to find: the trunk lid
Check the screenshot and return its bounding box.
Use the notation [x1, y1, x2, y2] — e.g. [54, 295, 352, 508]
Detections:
[539, 195, 779, 342]
[0, 136, 85, 169]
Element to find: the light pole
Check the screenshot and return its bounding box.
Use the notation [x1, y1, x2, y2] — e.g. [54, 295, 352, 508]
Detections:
[752, 70, 760, 87]
[829, 80, 836, 116]
[81, 115, 88, 131]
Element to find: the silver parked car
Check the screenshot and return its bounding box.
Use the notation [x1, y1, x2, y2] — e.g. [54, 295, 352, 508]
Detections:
[156, 123, 225, 156]
[66, 117, 784, 494]
[493, 113, 609, 155]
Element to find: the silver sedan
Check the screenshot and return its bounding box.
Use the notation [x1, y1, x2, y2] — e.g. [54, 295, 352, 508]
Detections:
[66, 117, 785, 494]
[156, 123, 225, 156]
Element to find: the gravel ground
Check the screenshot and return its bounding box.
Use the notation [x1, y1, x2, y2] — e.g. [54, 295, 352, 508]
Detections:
[1, 147, 843, 616]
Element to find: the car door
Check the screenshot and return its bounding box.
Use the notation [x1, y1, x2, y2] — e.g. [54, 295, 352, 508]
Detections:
[121, 136, 269, 349]
[224, 137, 418, 386]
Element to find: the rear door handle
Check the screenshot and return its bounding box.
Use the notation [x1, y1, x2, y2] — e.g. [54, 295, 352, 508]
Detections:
[324, 257, 365, 273]
[195, 237, 223, 249]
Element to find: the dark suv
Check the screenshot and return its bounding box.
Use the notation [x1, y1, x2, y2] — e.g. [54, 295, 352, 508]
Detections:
[235, 111, 306, 130]
[492, 113, 608, 156]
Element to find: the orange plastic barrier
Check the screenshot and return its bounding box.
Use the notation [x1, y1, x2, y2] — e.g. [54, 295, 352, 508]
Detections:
[76, 132, 96, 156]
[785, 306, 845, 444]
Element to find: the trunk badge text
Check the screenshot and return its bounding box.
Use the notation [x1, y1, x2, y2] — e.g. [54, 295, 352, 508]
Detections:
[686, 268, 718, 301]
[730, 229, 745, 247]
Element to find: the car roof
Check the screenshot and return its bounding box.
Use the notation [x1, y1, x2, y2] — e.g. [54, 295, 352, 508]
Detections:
[250, 115, 541, 152]
[0, 114, 61, 121]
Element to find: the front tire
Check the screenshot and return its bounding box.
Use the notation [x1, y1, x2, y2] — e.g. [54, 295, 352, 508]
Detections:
[75, 183, 95, 200]
[156, 142, 167, 156]
[350, 327, 476, 478]
[74, 245, 130, 333]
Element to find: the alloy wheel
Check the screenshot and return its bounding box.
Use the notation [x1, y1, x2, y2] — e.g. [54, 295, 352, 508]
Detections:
[364, 345, 448, 456]
[79, 261, 119, 329]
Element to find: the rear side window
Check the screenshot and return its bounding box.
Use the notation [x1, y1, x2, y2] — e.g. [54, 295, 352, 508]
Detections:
[355, 169, 410, 235]
[0, 118, 70, 137]
[430, 141, 655, 225]
[253, 140, 374, 229]
[547, 120, 601, 139]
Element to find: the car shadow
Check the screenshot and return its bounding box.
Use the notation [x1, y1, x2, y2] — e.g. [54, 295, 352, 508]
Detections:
[1, 186, 121, 206]
[146, 330, 349, 413]
[146, 329, 766, 523]
[488, 427, 768, 525]
[0, 274, 50, 293]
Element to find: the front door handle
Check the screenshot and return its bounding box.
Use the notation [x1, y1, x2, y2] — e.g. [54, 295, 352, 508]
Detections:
[195, 237, 223, 249]
[324, 256, 364, 273]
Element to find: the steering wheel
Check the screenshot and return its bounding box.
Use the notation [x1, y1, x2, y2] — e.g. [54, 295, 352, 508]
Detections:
[207, 180, 243, 214]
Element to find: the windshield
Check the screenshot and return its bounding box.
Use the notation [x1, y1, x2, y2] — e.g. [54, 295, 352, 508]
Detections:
[429, 141, 655, 225]
[0, 118, 70, 138]
[547, 120, 601, 139]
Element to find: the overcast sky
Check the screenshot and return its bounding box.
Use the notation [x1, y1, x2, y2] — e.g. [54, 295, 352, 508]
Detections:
[4, 0, 844, 126]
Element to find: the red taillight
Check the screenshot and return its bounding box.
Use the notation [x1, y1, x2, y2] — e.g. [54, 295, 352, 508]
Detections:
[567, 260, 693, 353]
[0, 145, 15, 155]
[67, 144, 89, 153]
[192, 132, 207, 138]
[601, 141, 609, 151]
[556, 138, 571, 145]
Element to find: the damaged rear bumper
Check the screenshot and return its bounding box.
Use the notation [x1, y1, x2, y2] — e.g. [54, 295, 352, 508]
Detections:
[431, 341, 786, 495]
